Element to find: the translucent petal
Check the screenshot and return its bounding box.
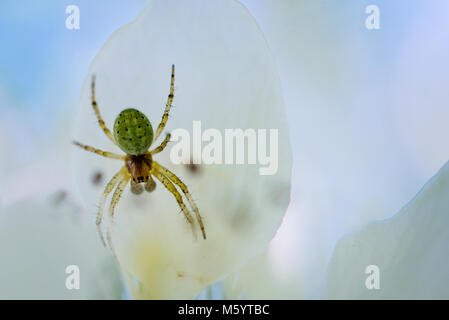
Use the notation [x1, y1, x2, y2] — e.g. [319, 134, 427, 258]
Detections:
[0, 199, 121, 299]
[324, 160, 449, 299]
[72, 0, 291, 299]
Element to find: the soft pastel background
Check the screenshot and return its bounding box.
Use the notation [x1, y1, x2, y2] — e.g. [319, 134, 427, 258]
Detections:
[1, 0, 449, 298]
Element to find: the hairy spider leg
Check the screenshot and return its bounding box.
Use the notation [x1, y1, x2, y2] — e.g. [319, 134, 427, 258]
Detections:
[153, 65, 175, 144]
[72, 141, 124, 160]
[91, 75, 116, 145]
[153, 161, 206, 240]
[97, 166, 127, 246]
[151, 168, 197, 238]
[150, 133, 171, 155]
[107, 173, 131, 260]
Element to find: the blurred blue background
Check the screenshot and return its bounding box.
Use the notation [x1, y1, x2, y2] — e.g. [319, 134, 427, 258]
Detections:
[0, 0, 145, 140]
[1, 0, 449, 299]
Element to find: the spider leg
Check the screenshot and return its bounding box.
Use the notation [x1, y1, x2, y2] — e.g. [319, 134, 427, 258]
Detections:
[73, 141, 124, 160]
[107, 173, 131, 261]
[150, 133, 171, 155]
[153, 161, 206, 239]
[97, 166, 127, 246]
[151, 167, 197, 238]
[152, 65, 175, 144]
[145, 174, 156, 192]
[91, 75, 117, 145]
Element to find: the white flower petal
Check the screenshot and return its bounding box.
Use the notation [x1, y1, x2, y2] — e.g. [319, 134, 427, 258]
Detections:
[324, 161, 449, 299]
[0, 199, 121, 299]
[73, 0, 291, 299]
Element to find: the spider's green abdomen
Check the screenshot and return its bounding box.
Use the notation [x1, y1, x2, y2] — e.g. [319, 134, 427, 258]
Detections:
[113, 108, 153, 155]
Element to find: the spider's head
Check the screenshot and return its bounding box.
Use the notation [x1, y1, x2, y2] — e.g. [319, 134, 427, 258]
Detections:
[113, 108, 154, 155]
[125, 154, 152, 184]
[132, 175, 149, 183]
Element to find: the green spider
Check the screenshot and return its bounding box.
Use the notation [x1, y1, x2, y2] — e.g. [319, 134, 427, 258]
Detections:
[73, 65, 206, 255]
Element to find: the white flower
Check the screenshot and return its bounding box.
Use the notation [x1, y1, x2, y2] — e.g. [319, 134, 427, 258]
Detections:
[0, 198, 122, 299]
[72, 0, 292, 299]
[324, 161, 449, 299]
[223, 1, 449, 299]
